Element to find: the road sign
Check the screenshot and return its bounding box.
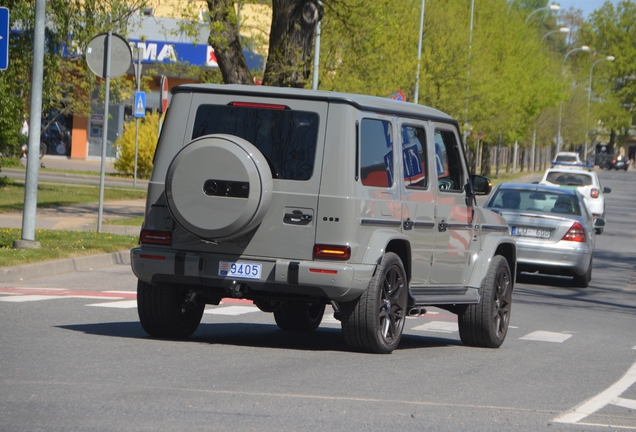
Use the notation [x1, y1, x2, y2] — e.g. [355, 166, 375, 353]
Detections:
[134, 91, 146, 118]
[160, 75, 169, 113]
[0, 7, 9, 71]
[86, 33, 131, 79]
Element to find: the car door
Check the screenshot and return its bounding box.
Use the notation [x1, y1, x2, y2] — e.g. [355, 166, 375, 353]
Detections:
[429, 124, 474, 286]
[398, 119, 435, 287]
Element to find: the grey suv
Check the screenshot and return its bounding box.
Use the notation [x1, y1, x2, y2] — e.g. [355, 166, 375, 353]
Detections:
[131, 84, 516, 353]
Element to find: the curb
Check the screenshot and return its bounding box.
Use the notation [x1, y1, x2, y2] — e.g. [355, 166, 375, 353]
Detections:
[0, 250, 131, 283]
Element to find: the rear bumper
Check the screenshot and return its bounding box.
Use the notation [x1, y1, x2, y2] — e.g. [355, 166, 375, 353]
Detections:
[516, 243, 591, 276]
[130, 247, 375, 302]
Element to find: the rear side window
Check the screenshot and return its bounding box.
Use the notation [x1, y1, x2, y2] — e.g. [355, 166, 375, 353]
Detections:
[192, 104, 319, 180]
[402, 125, 427, 188]
[360, 119, 394, 187]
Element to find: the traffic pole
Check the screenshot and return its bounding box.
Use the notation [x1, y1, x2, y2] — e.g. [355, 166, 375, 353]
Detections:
[15, 0, 45, 249]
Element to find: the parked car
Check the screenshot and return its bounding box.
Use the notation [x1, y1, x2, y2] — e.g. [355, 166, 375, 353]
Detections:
[609, 155, 629, 171]
[539, 166, 610, 234]
[130, 84, 517, 353]
[484, 183, 604, 288]
[41, 121, 71, 156]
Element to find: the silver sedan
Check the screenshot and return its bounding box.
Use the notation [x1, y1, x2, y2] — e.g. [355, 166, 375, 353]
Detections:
[483, 183, 605, 288]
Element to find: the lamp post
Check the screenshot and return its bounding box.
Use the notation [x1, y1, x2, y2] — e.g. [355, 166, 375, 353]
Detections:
[526, 3, 560, 23]
[542, 26, 570, 42]
[585, 55, 615, 161]
[556, 45, 591, 154]
[414, 0, 425, 104]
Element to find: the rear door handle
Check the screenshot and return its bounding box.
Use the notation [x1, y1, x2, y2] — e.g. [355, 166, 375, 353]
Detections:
[284, 210, 312, 225]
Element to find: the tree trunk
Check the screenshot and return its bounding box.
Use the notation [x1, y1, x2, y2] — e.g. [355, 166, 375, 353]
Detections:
[207, 0, 254, 85]
[481, 141, 491, 177]
[263, 0, 323, 88]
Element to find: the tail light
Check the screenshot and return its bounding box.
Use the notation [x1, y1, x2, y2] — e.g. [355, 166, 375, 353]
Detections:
[590, 188, 599, 198]
[561, 222, 586, 243]
[140, 230, 172, 245]
[313, 244, 351, 260]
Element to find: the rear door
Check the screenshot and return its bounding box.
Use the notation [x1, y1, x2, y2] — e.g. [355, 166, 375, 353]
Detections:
[398, 119, 435, 286]
[170, 92, 328, 261]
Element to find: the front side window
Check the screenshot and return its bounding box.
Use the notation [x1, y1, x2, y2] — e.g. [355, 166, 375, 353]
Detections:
[401, 125, 427, 189]
[434, 129, 464, 191]
[360, 119, 394, 187]
[192, 104, 319, 180]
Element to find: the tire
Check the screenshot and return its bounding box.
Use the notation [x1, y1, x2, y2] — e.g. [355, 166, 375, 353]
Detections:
[340, 252, 408, 354]
[137, 280, 205, 339]
[273, 301, 325, 332]
[573, 258, 592, 288]
[165, 134, 273, 241]
[458, 255, 512, 348]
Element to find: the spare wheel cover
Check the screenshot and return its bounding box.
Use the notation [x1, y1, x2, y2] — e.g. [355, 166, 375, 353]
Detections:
[165, 134, 273, 240]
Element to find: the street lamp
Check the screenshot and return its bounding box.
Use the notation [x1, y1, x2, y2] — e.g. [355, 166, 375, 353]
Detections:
[526, 3, 560, 23]
[556, 45, 591, 154]
[585, 55, 615, 161]
[541, 26, 570, 42]
[414, 0, 425, 104]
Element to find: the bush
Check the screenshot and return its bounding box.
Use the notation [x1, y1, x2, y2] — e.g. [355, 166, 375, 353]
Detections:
[112, 113, 160, 179]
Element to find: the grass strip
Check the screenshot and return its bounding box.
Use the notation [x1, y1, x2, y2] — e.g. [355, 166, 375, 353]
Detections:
[0, 228, 139, 268]
[0, 181, 146, 212]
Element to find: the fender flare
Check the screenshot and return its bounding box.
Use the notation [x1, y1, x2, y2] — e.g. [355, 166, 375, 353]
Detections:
[467, 234, 516, 289]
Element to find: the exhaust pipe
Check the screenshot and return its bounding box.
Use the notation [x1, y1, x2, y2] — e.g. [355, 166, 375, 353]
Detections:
[408, 307, 426, 317]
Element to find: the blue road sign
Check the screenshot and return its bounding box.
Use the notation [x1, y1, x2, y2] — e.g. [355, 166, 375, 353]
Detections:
[134, 91, 146, 118]
[0, 7, 9, 71]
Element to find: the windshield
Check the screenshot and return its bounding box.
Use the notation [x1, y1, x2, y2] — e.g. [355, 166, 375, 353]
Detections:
[192, 104, 319, 181]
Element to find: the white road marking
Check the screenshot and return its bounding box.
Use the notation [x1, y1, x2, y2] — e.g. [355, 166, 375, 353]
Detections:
[554, 360, 636, 425]
[87, 300, 137, 309]
[412, 321, 458, 333]
[320, 316, 340, 325]
[0, 295, 62, 302]
[204, 306, 257, 316]
[519, 331, 572, 343]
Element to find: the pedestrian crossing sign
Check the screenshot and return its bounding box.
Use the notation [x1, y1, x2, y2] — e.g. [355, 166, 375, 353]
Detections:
[134, 92, 146, 118]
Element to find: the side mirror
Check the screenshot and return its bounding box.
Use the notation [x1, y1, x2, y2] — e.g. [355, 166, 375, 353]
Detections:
[603, 187, 611, 194]
[594, 218, 606, 228]
[470, 174, 492, 196]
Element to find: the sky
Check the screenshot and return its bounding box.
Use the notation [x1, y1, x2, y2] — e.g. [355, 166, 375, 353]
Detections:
[555, 0, 622, 18]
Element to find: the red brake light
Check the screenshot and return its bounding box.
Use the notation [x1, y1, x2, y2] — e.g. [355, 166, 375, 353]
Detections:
[561, 222, 586, 243]
[229, 102, 288, 110]
[140, 230, 172, 245]
[590, 188, 599, 198]
[313, 244, 351, 260]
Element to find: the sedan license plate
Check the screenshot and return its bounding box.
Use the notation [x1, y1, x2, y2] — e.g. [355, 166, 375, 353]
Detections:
[511, 226, 551, 239]
[219, 261, 262, 280]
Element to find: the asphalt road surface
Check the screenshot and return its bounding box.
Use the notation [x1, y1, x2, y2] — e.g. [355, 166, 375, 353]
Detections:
[1, 168, 635, 431]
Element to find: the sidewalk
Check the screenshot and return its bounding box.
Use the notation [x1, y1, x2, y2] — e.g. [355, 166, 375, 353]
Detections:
[1, 156, 144, 282]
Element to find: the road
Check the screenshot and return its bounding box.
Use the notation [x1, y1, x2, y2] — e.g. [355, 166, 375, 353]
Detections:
[0, 169, 635, 431]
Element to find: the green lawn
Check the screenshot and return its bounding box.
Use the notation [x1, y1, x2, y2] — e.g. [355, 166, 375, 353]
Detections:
[0, 228, 138, 268]
[0, 180, 146, 212]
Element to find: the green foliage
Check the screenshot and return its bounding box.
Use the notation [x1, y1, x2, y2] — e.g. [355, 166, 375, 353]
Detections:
[112, 113, 160, 179]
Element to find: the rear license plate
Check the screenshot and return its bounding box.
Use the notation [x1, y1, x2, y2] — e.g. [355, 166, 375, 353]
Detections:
[219, 261, 262, 279]
[511, 226, 551, 239]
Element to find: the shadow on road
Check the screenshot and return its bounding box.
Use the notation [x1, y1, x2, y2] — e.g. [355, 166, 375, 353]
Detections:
[57, 321, 462, 352]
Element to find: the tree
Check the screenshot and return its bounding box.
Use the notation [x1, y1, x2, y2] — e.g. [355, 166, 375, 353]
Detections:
[0, 0, 146, 157]
[206, 0, 323, 87]
[579, 0, 636, 149]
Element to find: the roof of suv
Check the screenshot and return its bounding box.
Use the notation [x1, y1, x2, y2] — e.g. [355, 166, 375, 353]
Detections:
[172, 84, 455, 123]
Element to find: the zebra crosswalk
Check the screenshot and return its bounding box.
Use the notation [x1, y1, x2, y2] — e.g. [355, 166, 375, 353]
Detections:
[0, 287, 590, 344]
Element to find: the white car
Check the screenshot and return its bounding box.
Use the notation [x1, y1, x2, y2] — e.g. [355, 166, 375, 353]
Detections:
[553, 152, 583, 166]
[539, 167, 611, 234]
